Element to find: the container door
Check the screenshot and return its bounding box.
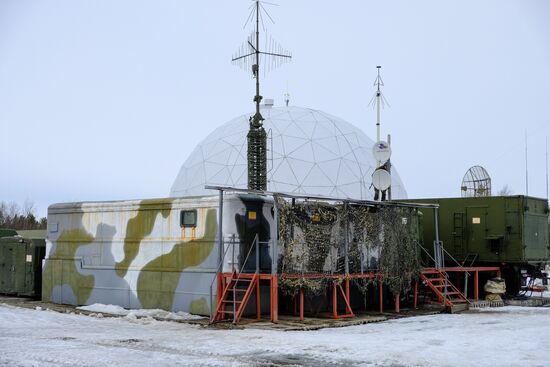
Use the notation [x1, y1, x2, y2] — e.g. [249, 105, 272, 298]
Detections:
[466, 207, 487, 256]
[0, 245, 7, 292]
[2, 245, 15, 293]
[452, 212, 465, 257]
[13, 244, 27, 294]
[236, 199, 272, 273]
[524, 213, 549, 261]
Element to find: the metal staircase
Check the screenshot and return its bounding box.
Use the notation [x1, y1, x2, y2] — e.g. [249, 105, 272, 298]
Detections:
[213, 270, 259, 323]
[212, 234, 262, 324]
[417, 240, 471, 311]
[421, 268, 469, 311]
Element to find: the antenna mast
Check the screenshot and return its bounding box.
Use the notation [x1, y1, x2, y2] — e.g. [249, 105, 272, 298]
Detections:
[546, 136, 548, 200]
[525, 130, 529, 196]
[369, 66, 392, 201]
[374, 65, 383, 142]
[232, 1, 292, 191]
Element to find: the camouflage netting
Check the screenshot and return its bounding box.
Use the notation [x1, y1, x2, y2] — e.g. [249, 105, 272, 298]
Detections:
[277, 198, 422, 296]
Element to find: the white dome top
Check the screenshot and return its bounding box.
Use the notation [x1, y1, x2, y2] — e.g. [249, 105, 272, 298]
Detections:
[170, 106, 407, 200]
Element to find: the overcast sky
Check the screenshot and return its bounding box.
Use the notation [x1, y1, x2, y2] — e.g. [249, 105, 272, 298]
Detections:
[1, 0, 549, 218]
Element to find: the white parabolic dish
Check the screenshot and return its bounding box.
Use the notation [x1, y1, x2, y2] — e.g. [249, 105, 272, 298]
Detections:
[372, 141, 391, 164]
[372, 168, 391, 191]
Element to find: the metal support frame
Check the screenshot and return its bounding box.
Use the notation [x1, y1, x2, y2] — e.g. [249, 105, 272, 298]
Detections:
[433, 207, 443, 269]
[379, 274, 384, 314]
[344, 201, 350, 276]
[413, 280, 418, 309]
[206, 185, 444, 324]
[218, 190, 224, 266]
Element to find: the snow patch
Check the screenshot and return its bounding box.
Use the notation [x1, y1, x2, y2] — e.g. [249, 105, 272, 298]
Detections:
[77, 303, 203, 321]
[2, 304, 550, 366]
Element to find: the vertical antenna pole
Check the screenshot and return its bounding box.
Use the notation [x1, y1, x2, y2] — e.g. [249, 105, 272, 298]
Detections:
[525, 130, 529, 196]
[233, 0, 291, 191]
[387, 134, 392, 200]
[376, 66, 382, 142]
[255, 1, 261, 119]
[546, 136, 549, 200]
[247, 0, 267, 191]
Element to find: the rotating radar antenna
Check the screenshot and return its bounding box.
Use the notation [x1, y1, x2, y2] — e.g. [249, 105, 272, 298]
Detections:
[461, 165, 492, 197]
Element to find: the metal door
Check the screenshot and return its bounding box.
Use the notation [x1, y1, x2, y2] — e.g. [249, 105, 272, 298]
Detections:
[236, 199, 272, 273]
[13, 244, 27, 294]
[466, 207, 487, 255]
[2, 245, 14, 293]
[452, 212, 465, 257]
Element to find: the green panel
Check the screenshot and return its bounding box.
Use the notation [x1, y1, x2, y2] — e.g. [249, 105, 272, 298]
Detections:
[504, 196, 523, 261]
[0, 229, 18, 238]
[524, 213, 549, 260]
[2, 244, 14, 293]
[466, 206, 489, 258]
[16, 230, 47, 240]
[12, 244, 27, 294]
[451, 212, 465, 256]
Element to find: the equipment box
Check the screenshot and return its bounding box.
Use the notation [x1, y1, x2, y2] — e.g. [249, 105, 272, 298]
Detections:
[0, 231, 46, 298]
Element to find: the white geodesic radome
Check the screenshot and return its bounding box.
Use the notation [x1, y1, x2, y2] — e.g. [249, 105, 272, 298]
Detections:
[170, 106, 407, 200]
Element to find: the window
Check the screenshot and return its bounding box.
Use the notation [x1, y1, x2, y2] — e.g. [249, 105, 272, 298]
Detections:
[180, 210, 197, 228]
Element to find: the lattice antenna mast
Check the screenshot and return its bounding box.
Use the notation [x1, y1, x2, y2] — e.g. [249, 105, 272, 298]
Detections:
[232, 0, 292, 191]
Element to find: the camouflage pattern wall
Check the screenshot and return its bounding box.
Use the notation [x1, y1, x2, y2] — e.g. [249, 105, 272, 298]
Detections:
[43, 195, 275, 315]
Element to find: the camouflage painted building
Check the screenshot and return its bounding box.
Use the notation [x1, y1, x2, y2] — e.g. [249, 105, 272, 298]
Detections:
[43, 194, 275, 316]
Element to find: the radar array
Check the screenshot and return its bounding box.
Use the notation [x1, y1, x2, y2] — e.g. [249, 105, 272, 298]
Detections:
[461, 166, 492, 197]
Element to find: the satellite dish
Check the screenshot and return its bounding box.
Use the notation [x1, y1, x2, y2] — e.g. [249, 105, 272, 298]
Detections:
[372, 168, 391, 191]
[461, 165, 492, 197]
[372, 141, 391, 163]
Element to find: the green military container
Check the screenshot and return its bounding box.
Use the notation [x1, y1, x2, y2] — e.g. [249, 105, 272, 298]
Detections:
[0, 229, 46, 297]
[402, 196, 549, 264]
[401, 196, 549, 293]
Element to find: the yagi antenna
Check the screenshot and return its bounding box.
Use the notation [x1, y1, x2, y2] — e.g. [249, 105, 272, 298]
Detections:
[232, 2, 292, 78]
[232, 0, 292, 191]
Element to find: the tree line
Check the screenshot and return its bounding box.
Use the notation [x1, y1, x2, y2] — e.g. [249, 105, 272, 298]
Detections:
[0, 201, 47, 230]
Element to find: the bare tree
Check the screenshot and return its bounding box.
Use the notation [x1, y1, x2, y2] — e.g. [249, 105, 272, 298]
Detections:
[0, 200, 46, 230]
[497, 185, 512, 196]
[23, 199, 35, 216]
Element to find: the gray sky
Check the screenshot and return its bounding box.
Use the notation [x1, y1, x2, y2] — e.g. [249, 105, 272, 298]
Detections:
[1, 0, 549, 218]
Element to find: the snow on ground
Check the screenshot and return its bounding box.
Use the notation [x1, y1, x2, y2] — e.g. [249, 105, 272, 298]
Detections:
[77, 303, 203, 321]
[1, 304, 550, 367]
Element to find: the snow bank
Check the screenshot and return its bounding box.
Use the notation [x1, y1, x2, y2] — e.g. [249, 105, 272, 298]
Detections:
[77, 303, 203, 321]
